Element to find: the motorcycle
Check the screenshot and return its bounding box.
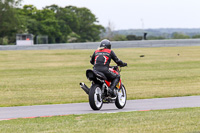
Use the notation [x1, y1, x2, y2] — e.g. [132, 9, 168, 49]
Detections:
[80, 65, 127, 110]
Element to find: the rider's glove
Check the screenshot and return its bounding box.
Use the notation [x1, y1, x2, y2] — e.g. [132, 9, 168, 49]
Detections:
[123, 62, 127, 66]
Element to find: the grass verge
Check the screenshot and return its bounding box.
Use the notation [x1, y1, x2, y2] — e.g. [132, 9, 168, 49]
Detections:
[0, 107, 200, 133]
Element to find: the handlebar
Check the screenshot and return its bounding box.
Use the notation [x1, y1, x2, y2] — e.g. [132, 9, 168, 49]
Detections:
[120, 63, 127, 67]
[110, 63, 127, 68]
[110, 64, 127, 72]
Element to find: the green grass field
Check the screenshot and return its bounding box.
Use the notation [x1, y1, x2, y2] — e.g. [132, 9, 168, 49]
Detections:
[0, 46, 200, 107]
[1, 107, 200, 133]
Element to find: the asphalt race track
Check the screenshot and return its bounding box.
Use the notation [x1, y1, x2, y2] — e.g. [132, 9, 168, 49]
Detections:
[1, 96, 200, 120]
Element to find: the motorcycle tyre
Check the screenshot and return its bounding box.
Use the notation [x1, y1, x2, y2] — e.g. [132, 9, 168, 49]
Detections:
[89, 84, 103, 110]
[115, 85, 127, 109]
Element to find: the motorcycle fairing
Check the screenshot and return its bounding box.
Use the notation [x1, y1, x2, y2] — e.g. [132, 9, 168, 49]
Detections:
[105, 79, 121, 89]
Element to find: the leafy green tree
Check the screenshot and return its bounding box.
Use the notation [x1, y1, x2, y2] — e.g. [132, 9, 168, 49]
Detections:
[192, 34, 200, 39]
[53, 6, 78, 42]
[147, 36, 166, 40]
[126, 35, 137, 40]
[65, 6, 104, 42]
[19, 5, 71, 43]
[17, 5, 41, 42]
[36, 8, 61, 43]
[112, 34, 127, 41]
[55, 6, 79, 33]
[1, 3, 105, 44]
[0, 0, 22, 44]
[46, 5, 105, 43]
[126, 35, 143, 40]
[45, 4, 59, 13]
[67, 32, 80, 42]
[56, 20, 72, 43]
[172, 32, 190, 39]
[21, 5, 37, 16]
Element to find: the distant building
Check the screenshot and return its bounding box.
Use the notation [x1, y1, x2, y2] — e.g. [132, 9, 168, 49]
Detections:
[16, 34, 34, 45]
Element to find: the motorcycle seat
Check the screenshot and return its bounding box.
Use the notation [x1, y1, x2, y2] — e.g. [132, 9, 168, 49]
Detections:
[86, 69, 107, 81]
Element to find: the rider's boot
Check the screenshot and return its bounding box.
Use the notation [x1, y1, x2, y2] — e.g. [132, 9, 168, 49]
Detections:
[108, 75, 120, 97]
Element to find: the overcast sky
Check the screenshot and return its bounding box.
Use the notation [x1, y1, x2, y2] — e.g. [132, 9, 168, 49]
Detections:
[21, 0, 200, 30]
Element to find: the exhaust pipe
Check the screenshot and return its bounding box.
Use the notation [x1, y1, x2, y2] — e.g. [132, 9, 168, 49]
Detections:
[80, 82, 90, 95]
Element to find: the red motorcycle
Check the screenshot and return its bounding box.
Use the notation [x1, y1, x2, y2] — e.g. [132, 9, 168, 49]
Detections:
[80, 65, 127, 110]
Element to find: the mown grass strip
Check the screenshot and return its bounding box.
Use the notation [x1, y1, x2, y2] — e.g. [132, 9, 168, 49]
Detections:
[0, 107, 200, 133]
[0, 46, 200, 107]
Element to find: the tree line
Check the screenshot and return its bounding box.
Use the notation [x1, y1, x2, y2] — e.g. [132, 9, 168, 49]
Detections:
[0, 0, 105, 45]
[115, 28, 200, 40]
[1, 0, 200, 45]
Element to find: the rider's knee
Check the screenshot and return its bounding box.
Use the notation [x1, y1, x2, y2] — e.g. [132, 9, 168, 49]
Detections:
[116, 74, 120, 80]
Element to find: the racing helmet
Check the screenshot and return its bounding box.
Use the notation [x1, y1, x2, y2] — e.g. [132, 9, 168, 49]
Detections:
[100, 39, 111, 49]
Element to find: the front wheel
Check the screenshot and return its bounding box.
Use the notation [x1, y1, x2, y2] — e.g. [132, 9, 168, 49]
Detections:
[89, 84, 103, 110]
[115, 84, 127, 109]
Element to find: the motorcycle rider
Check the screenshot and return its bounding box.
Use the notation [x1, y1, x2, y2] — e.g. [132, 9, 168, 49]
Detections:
[90, 39, 127, 97]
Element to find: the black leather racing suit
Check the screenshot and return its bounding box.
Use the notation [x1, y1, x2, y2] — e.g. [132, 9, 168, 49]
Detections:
[90, 48, 125, 92]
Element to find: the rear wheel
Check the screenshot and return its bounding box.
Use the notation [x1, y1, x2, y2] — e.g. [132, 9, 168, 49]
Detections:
[115, 85, 127, 109]
[89, 84, 103, 110]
